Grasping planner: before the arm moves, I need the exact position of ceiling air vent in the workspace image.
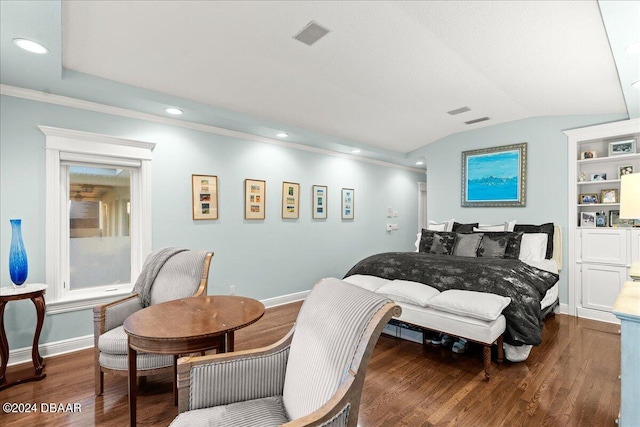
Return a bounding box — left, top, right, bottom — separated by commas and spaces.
447, 106, 470, 115
293, 21, 330, 46
465, 117, 490, 125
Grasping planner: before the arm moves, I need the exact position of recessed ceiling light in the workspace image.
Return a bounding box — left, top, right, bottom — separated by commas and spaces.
625, 41, 640, 55
415, 161, 424, 165
632, 80, 640, 89
13, 38, 48, 54
351, 149, 362, 154
165, 108, 183, 115
276, 132, 289, 138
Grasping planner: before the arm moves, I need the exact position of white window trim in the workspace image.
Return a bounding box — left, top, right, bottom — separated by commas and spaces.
41, 126, 155, 314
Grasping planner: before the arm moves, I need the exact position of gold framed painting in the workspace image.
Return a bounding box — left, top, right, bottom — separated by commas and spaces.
282, 181, 300, 219
192, 174, 218, 220
245, 179, 266, 220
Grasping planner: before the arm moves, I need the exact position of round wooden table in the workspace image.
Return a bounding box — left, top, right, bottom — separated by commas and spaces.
0, 283, 48, 391
123, 295, 265, 426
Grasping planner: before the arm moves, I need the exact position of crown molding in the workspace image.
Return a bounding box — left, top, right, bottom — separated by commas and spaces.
1, 84, 424, 173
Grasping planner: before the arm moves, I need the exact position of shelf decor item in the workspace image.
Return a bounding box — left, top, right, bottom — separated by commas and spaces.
608, 139, 636, 156
580, 212, 596, 228
579, 193, 599, 204
461, 143, 527, 207
590, 173, 606, 181
312, 185, 327, 219
192, 175, 218, 220
281, 181, 300, 219
580, 150, 597, 160
9, 219, 28, 286
618, 165, 634, 179
245, 179, 266, 220
600, 188, 618, 204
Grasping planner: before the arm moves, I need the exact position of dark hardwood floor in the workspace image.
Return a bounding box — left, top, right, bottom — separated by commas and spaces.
0, 302, 620, 426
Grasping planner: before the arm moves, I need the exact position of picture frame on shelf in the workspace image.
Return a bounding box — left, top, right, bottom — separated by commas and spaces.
579, 193, 599, 204
590, 173, 607, 181
618, 165, 634, 178
580, 150, 597, 160
608, 139, 636, 156
192, 174, 218, 220
244, 179, 266, 220
312, 185, 327, 219
341, 188, 354, 220
581, 211, 596, 228
600, 188, 618, 204
281, 181, 300, 219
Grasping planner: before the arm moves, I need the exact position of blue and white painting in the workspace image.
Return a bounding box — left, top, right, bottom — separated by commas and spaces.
462, 143, 526, 207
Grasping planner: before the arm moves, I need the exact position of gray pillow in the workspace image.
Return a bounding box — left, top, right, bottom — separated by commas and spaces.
429, 233, 456, 255
478, 234, 508, 258
453, 233, 483, 257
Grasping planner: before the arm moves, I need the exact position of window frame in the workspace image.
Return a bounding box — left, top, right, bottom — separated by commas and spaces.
41, 126, 154, 314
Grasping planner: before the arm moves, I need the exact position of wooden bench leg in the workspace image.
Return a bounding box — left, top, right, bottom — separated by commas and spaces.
483, 345, 491, 381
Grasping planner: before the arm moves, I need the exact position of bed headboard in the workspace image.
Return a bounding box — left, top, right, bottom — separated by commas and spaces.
552, 225, 562, 271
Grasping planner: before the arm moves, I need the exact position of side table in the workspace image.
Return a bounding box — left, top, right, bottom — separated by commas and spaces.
0, 283, 48, 390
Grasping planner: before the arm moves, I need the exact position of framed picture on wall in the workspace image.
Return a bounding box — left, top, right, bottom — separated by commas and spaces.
312, 185, 327, 219
245, 179, 266, 220
461, 143, 527, 207
341, 188, 354, 220
282, 181, 300, 219
192, 174, 218, 220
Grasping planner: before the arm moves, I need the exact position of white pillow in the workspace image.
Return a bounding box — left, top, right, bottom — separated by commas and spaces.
342, 275, 390, 292
506, 220, 517, 232
474, 223, 508, 232
519, 233, 548, 262
427, 290, 511, 321
428, 219, 454, 232
414, 232, 421, 252
375, 280, 440, 307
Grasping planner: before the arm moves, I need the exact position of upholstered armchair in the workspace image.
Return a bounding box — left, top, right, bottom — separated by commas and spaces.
170, 277, 401, 427
93, 249, 213, 396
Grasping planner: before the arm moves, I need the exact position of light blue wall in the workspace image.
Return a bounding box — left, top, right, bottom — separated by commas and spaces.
0, 94, 424, 349
417, 114, 627, 303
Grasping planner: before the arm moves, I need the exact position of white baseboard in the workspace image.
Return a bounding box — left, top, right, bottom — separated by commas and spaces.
8, 291, 310, 366
8, 335, 94, 367
558, 302, 570, 315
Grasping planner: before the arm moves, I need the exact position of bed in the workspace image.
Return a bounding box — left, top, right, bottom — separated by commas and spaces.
343, 222, 561, 362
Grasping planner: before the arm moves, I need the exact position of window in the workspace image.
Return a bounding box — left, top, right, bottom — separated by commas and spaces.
41, 126, 154, 314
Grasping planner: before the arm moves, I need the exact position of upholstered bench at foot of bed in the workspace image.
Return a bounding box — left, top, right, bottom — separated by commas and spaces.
395, 302, 505, 381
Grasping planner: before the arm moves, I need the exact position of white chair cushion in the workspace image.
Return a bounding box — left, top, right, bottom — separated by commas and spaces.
427, 290, 511, 321
375, 280, 440, 307
342, 274, 390, 292
98, 325, 129, 355
170, 395, 289, 427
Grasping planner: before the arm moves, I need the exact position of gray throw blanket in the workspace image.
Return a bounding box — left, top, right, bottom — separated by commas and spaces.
133, 247, 187, 307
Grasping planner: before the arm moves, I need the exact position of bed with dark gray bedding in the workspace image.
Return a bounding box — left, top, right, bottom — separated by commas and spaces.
344, 252, 559, 346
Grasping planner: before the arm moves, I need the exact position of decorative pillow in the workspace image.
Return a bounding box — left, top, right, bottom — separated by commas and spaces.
518, 233, 548, 262
375, 280, 440, 307
477, 231, 524, 259
427, 290, 511, 321
427, 219, 455, 232
474, 223, 508, 232
342, 275, 390, 292
452, 222, 479, 234
414, 232, 421, 252
418, 229, 433, 253
429, 232, 457, 255
513, 223, 554, 259
506, 220, 517, 232
452, 233, 483, 257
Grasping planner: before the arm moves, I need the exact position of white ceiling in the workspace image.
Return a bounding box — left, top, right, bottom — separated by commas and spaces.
60, 1, 628, 154
1, 1, 637, 168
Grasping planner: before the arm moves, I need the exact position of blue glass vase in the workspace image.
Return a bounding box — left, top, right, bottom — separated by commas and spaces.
9, 219, 28, 286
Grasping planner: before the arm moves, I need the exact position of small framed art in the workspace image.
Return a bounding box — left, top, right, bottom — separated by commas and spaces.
608, 139, 636, 156
600, 188, 618, 204
245, 179, 266, 220
579, 193, 598, 204
590, 173, 606, 181
580, 151, 597, 160
312, 185, 327, 219
618, 165, 634, 178
192, 175, 218, 220
581, 211, 596, 228
341, 188, 354, 219
282, 181, 300, 219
